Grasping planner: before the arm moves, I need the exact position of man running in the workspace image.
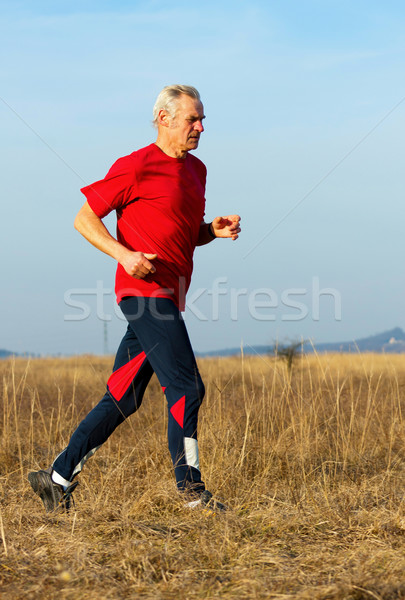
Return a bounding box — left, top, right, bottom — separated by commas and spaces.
28, 84, 241, 513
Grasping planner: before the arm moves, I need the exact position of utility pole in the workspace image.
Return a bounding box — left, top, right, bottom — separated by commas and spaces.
103, 321, 109, 355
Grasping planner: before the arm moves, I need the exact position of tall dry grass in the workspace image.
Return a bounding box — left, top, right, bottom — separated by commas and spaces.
1, 352, 405, 599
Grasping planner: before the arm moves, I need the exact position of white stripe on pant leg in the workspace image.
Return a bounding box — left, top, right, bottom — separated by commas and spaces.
184, 437, 200, 470
53, 445, 101, 481
71, 446, 101, 477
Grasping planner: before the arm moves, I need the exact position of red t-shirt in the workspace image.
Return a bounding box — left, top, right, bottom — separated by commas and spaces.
80, 143, 206, 310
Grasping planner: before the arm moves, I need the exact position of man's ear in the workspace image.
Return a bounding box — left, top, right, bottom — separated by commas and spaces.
158, 109, 170, 128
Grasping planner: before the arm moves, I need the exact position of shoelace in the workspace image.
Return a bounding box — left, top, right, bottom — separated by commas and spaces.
60, 481, 79, 509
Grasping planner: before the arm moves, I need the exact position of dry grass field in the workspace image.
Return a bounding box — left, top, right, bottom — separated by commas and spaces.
1, 352, 405, 599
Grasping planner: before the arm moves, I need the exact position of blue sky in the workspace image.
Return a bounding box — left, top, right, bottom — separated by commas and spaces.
1, 0, 404, 355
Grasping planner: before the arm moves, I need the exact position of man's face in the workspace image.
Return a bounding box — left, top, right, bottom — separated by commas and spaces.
168, 94, 205, 153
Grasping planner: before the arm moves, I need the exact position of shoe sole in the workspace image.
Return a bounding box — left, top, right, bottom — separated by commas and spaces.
28, 471, 61, 513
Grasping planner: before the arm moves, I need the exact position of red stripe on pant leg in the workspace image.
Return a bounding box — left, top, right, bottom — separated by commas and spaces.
170, 395, 185, 428
107, 351, 147, 401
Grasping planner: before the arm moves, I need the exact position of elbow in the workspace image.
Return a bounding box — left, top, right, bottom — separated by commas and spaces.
74, 210, 88, 235
74, 203, 89, 233
73, 213, 82, 232
74, 202, 100, 236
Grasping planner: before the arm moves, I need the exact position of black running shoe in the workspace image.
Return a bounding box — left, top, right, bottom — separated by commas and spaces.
186, 489, 227, 513
28, 468, 78, 513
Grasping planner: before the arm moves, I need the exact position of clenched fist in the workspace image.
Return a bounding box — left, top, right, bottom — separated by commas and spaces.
121, 251, 157, 279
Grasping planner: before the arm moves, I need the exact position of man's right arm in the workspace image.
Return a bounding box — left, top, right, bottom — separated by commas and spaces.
74, 201, 157, 279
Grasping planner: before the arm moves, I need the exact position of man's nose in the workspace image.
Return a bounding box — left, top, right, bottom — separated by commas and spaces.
194, 121, 204, 133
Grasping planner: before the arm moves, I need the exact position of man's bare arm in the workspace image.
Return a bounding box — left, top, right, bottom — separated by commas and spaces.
196, 215, 241, 246
74, 201, 157, 279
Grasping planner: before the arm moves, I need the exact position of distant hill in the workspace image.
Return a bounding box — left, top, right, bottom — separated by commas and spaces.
0, 349, 39, 359
196, 327, 405, 357
303, 327, 405, 354
0, 349, 17, 358
3, 328, 405, 359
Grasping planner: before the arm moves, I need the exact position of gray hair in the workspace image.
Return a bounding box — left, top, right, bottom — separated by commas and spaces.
152, 84, 201, 127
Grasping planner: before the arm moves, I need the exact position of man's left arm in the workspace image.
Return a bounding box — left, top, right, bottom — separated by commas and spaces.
197, 215, 241, 246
